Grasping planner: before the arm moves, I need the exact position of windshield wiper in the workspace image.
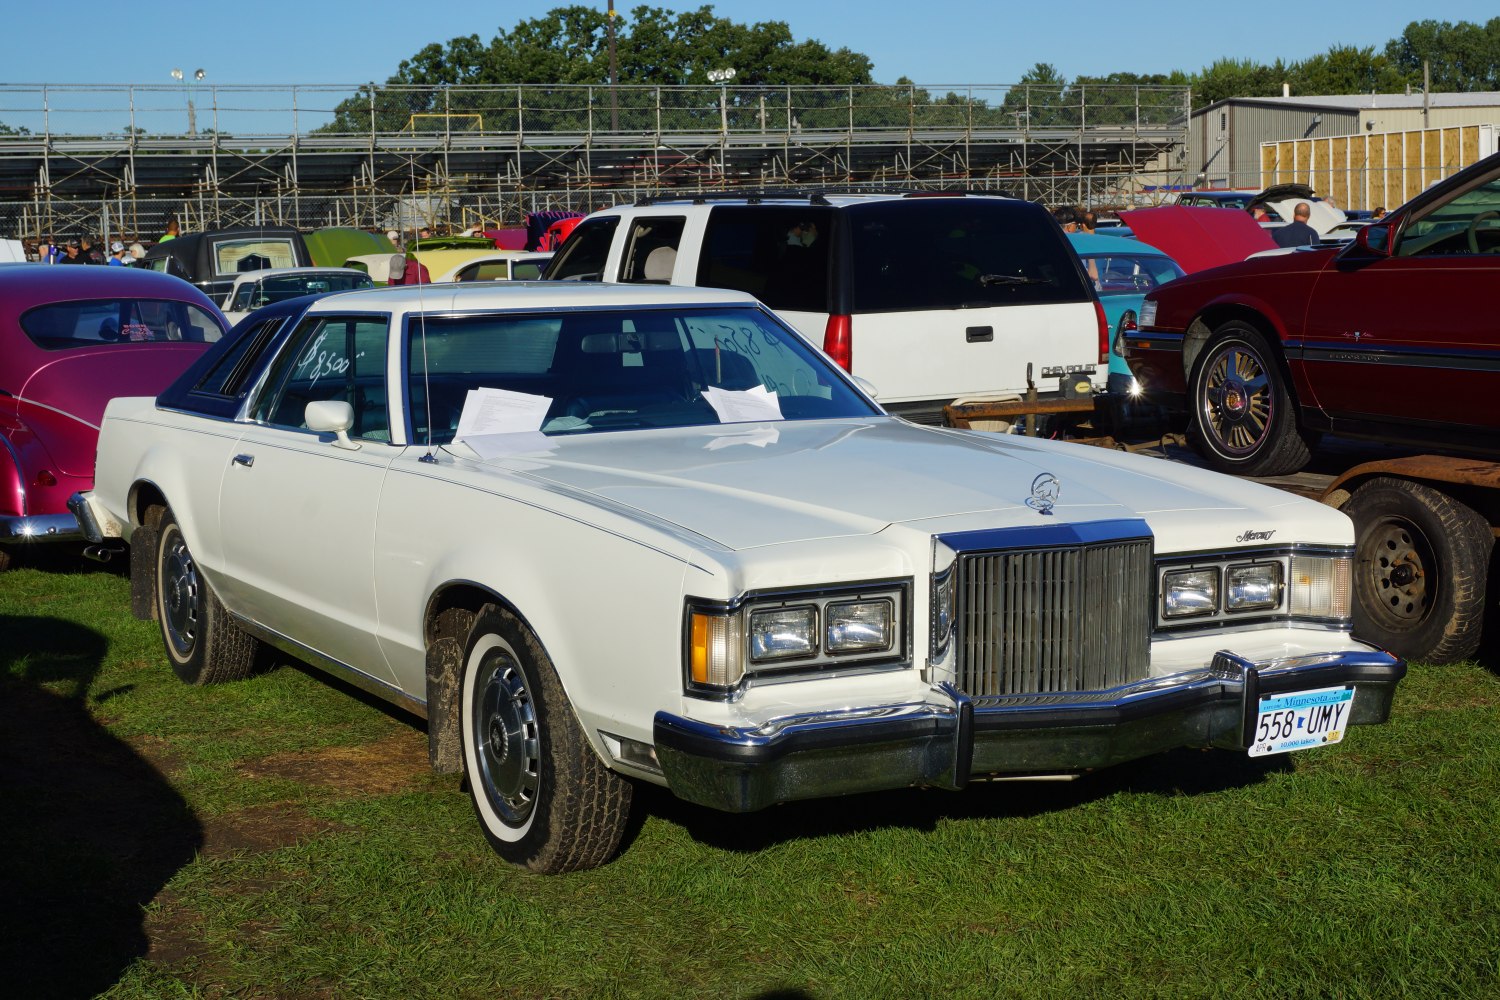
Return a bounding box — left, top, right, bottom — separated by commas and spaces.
980, 273, 1050, 286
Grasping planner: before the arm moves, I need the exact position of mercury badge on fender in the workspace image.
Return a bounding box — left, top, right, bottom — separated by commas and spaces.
72, 281, 1405, 873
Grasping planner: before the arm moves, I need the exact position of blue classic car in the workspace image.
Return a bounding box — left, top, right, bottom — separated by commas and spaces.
1067, 232, 1184, 395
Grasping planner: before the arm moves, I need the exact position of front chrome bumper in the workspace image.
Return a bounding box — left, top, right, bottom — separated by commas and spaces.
653, 648, 1406, 813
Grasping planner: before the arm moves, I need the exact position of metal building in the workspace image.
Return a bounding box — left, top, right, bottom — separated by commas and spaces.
1187, 92, 1500, 195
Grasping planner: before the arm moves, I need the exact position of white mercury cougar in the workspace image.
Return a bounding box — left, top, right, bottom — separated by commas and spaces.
71, 281, 1405, 873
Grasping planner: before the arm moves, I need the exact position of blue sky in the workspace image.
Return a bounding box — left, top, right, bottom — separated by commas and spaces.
7, 0, 1497, 87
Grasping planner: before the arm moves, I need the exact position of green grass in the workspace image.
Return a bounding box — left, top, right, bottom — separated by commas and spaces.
3, 563, 1498, 999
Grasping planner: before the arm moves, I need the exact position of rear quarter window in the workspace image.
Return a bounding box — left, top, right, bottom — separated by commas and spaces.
847, 199, 1089, 312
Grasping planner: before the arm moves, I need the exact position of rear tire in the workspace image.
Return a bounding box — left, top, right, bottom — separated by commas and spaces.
155, 509, 260, 685
1344, 478, 1492, 664
1187, 321, 1312, 476
460, 604, 632, 873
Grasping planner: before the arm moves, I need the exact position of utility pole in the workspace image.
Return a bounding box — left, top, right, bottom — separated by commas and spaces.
608, 0, 619, 133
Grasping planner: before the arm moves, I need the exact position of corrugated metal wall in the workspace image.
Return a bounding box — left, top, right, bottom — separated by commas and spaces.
1189, 104, 1356, 188
1261, 124, 1498, 210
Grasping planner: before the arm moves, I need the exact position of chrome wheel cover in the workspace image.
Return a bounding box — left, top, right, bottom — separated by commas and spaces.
472, 648, 541, 827
161, 529, 201, 659
1199, 341, 1274, 458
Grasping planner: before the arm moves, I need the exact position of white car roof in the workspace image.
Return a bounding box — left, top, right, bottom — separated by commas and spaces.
304, 280, 762, 314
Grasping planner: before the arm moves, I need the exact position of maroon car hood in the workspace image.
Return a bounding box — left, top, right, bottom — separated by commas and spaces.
1121, 206, 1277, 274
17, 343, 210, 476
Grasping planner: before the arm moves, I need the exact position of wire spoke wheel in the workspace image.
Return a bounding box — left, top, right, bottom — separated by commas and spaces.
1201, 343, 1274, 458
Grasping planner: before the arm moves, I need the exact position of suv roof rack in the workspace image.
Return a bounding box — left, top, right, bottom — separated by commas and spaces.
630, 186, 1017, 207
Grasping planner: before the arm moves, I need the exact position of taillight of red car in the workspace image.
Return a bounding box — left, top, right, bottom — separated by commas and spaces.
823, 314, 852, 371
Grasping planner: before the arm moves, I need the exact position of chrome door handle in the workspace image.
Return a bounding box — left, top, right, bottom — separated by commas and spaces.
233, 454, 255, 468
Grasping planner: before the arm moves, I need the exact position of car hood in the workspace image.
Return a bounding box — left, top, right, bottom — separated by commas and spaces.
485, 418, 1326, 552
1120, 206, 1277, 273
18, 344, 210, 475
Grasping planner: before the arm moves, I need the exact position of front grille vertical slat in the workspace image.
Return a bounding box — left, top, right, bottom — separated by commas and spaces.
954, 538, 1151, 698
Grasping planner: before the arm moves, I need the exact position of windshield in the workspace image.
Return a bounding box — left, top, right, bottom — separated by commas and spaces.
21, 298, 225, 349
407, 305, 876, 442
1082, 254, 1185, 295
232, 272, 373, 311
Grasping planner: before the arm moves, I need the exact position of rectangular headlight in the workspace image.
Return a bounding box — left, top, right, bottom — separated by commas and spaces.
1290, 555, 1352, 619
1140, 299, 1158, 328
1226, 562, 1282, 612
1163, 567, 1219, 618
749, 606, 818, 662
826, 600, 893, 654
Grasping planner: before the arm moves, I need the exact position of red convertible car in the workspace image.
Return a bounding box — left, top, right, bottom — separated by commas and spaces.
0, 266, 227, 569
1130, 150, 1500, 478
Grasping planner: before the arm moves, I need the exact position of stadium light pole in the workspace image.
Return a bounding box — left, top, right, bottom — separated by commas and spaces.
171, 67, 206, 135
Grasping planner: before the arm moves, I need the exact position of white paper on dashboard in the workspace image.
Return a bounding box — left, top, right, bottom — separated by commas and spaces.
455, 387, 553, 439
701, 384, 783, 423
462, 431, 553, 460
704, 426, 780, 450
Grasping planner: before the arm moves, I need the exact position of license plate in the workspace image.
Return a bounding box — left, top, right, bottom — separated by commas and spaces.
1248, 685, 1355, 757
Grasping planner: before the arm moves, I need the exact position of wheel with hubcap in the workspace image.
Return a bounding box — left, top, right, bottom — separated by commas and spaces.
1187, 321, 1312, 476
1344, 477, 1492, 664
459, 603, 632, 872
154, 508, 260, 685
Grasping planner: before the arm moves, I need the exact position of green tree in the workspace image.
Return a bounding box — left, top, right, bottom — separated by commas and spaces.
1291, 45, 1410, 96
1385, 18, 1500, 91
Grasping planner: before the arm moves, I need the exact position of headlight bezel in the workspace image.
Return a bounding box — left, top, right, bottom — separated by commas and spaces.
1154, 546, 1351, 631
685, 580, 911, 698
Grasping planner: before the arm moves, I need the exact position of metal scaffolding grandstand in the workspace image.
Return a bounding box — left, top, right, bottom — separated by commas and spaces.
0, 82, 1191, 240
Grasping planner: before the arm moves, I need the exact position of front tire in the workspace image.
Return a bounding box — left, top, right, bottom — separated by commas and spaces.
154, 508, 260, 685
1188, 321, 1311, 476
459, 604, 632, 873
1344, 478, 1492, 664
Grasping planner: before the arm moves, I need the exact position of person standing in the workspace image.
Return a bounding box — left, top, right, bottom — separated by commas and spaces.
58, 239, 86, 264
79, 234, 104, 264
107, 241, 130, 266
1272, 202, 1320, 248
160, 218, 180, 242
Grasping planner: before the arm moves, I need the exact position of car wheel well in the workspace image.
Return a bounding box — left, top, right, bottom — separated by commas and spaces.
1183, 307, 1281, 384
423, 583, 530, 776
130, 482, 168, 530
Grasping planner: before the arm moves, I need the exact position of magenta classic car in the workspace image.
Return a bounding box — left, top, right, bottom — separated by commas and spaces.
0, 265, 227, 568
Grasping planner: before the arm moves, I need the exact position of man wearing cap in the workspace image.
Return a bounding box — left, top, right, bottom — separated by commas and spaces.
107, 241, 130, 266
58, 239, 86, 264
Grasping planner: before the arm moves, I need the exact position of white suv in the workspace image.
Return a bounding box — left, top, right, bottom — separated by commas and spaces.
545, 192, 1107, 423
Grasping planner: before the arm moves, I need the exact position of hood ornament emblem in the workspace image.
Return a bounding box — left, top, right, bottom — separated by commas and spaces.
1026, 473, 1061, 516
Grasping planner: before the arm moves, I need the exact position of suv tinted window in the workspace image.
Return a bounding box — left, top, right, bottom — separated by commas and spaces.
546, 217, 620, 280
697, 206, 833, 313
848, 200, 1089, 311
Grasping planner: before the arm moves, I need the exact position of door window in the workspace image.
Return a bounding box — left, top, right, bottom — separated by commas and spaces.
544, 217, 620, 280
618, 217, 686, 283
253, 315, 391, 441
1397, 173, 1500, 257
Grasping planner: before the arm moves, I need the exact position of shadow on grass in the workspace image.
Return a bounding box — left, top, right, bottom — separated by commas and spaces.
0, 613, 203, 1000
638, 747, 1292, 856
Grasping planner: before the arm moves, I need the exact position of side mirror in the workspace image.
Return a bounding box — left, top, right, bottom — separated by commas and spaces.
305, 400, 361, 451
1353, 222, 1393, 257
853, 376, 880, 400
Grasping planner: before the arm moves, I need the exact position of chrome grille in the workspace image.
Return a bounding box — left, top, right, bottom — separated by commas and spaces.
955, 537, 1152, 697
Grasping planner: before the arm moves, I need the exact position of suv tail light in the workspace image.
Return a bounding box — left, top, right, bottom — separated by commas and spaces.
1093, 299, 1109, 366
1112, 309, 1138, 358
824, 314, 852, 371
